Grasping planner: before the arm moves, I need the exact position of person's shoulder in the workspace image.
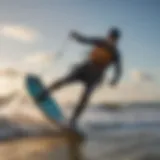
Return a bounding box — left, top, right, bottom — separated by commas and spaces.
93, 37, 105, 42
93, 36, 105, 40
91, 37, 106, 45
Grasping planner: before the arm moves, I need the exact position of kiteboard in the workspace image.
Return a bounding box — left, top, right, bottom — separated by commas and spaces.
25, 74, 65, 124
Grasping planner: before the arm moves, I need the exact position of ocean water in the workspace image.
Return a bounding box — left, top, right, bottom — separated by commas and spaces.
0, 95, 160, 160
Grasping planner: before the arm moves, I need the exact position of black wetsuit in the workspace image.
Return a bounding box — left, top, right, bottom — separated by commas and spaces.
47, 33, 122, 127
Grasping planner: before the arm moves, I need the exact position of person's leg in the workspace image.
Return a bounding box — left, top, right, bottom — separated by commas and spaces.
37, 74, 77, 101
70, 84, 95, 128
48, 76, 73, 92
48, 64, 85, 92
47, 63, 89, 93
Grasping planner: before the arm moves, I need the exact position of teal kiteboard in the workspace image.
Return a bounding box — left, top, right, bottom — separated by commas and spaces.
25, 74, 65, 124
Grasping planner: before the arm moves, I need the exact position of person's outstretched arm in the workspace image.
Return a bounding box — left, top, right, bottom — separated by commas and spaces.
70, 31, 105, 46
110, 53, 122, 86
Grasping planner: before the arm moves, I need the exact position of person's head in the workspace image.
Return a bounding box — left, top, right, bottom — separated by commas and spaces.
106, 27, 121, 46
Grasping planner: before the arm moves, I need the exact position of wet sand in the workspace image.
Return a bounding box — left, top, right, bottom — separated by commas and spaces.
0, 136, 70, 160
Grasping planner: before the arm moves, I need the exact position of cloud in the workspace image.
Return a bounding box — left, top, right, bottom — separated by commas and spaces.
0, 68, 21, 79
0, 25, 39, 42
89, 81, 160, 103
130, 70, 153, 83
0, 68, 24, 96
25, 52, 55, 65
22, 52, 56, 74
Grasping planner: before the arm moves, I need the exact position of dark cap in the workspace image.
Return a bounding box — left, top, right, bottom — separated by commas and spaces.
108, 27, 121, 39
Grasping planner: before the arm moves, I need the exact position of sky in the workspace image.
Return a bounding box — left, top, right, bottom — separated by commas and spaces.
0, 0, 160, 103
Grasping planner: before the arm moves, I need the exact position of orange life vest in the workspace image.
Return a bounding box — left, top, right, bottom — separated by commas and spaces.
89, 46, 113, 66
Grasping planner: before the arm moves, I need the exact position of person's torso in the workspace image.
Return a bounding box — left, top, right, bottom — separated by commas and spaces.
88, 42, 117, 68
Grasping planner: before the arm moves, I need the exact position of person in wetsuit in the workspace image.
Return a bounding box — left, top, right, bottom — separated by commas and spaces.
39, 27, 122, 128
